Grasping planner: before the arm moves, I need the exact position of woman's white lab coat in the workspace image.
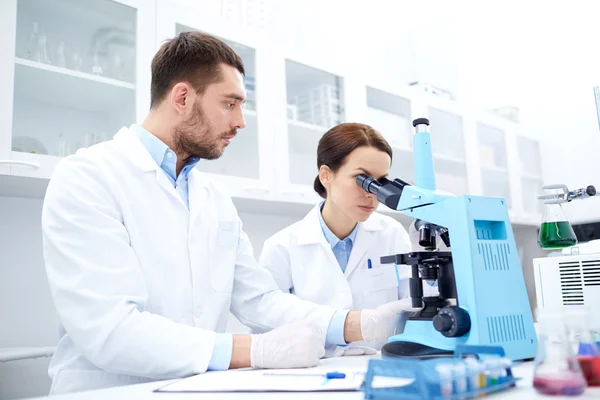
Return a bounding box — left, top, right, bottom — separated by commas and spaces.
258, 205, 413, 350
41, 127, 338, 394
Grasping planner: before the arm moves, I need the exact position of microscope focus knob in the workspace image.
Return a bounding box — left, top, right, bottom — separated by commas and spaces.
433, 306, 471, 337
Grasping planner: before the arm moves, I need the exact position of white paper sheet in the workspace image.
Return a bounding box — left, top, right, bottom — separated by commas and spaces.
156, 368, 414, 393
156, 369, 364, 392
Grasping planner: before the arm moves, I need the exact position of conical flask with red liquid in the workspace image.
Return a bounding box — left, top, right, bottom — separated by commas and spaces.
566, 307, 600, 387
533, 308, 587, 396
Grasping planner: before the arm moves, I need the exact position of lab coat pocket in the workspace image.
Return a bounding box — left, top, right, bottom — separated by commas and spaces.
217, 220, 240, 246
210, 221, 239, 292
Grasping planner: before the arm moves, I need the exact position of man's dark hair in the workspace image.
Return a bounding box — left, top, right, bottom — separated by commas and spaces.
150, 31, 245, 108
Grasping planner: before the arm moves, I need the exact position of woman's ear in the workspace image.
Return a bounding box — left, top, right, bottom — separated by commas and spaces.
319, 165, 332, 191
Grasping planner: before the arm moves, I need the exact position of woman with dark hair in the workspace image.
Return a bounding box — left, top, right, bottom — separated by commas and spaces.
258, 123, 416, 356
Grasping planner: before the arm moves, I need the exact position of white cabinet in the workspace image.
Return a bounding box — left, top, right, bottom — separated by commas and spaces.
366, 87, 415, 184
477, 122, 511, 207
0, 0, 546, 225
517, 135, 544, 218
279, 61, 345, 202
427, 106, 469, 195
0, 0, 154, 187
155, 0, 275, 200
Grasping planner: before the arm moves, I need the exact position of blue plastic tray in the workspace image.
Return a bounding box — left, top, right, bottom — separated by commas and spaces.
363, 345, 519, 400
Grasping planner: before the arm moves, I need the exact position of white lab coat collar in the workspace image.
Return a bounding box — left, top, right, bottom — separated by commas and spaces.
297, 204, 385, 245
112, 126, 210, 189
113, 127, 161, 173
297, 204, 385, 277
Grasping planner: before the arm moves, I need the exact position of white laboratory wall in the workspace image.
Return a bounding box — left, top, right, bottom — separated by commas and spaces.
0, 196, 55, 348
277, 0, 600, 223
0, 196, 53, 400
513, 225, 545, 312
0, 357, 52, 400
272, 1, 464, 101
452, 0, 600, 224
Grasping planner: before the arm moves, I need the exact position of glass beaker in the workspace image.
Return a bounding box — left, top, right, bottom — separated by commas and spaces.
111, 52, 123, 80
538, 189, 577, 249
55, 41, 67, 68
34, 32, 51, 64
566, 307, 600, 387
24, 21, 40, 59
71, 52, 83, 71
592, 312, 600, 348
533, 308, 587, 396
91, 52, 104, 76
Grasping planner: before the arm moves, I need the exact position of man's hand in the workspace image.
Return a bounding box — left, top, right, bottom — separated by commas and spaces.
250, 322, 325, 369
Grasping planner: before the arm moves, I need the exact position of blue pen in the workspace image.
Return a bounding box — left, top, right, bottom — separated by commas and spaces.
367, 259, 372, 269
264, 371, 346, 379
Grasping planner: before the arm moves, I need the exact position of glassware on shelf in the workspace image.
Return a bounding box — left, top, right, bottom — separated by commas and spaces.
532, 308, 587, 396
55, 41, 67, 68
83, 133, 104, 147
34, 32, 51, 64
287, 104, 298, 121
84, 133, 92, 147
58, 133, 70, 157
111, 52, 123, 80
12, 136, 48, 154
24, 21, 40, 60
244, 76, 256, 111
70, 52, 83, 71
91, 53, 104, 76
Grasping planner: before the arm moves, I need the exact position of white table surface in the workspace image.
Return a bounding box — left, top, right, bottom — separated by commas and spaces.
31, 354, 600, 400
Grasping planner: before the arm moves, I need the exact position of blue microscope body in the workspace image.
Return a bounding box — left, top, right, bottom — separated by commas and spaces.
358, 118, 537, 361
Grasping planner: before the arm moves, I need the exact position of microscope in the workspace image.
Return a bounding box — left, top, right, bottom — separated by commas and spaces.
356, 118, 537, 361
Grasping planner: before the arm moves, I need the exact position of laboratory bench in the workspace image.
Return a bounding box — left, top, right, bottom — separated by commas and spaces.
30, 353, 600, 400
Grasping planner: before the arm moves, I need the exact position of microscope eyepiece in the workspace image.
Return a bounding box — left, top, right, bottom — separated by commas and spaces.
356, 173, 409, 210
356, 174, 381, 195
412, 118, 430, 127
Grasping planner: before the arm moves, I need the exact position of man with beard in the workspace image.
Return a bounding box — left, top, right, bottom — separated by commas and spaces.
41, 31, 414, 395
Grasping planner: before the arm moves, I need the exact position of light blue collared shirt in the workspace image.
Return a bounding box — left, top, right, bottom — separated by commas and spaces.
134, 127, 348, 368
132, 124, 200, 209
317, 203, 359, 273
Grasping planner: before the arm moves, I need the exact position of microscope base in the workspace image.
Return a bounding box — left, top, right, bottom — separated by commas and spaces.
383, 320, 466, 359
381, 341, 454, 359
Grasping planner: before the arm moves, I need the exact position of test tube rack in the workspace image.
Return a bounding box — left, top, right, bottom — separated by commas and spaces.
363, 345, 519, 400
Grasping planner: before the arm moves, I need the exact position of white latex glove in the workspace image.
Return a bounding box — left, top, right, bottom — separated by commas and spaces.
341, 346, 378, 357
360, 298, 417, 343
250, 321, 325, 369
